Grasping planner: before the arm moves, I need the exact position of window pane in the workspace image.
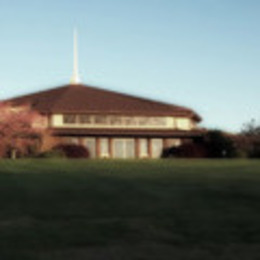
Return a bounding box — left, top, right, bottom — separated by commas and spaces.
100, 138, 109, 158
125, 117, 137, 126
85, 138, 96, 158
140, 139, 148, 157
151, 139, 163, 158
110, 116, 122, 125
138, 117, 149, 126
151, 117, 167, 126
94, 116, 107, 124
62, 114, 169, 127
113, 139, 124, 158
125, 139, 135, 158
113, 139, 135, 158
176, 118, 190, 130
63, 114, 77, 124
79, 115, 92, 124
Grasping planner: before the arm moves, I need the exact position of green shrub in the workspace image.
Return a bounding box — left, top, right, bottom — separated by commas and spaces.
206, 130, 237, 158
249, 141, 260, 158
162, 143, 208, 158
53, 144, 90, 158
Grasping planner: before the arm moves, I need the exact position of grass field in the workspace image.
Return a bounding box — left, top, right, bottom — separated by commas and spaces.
0, 159, 259, 260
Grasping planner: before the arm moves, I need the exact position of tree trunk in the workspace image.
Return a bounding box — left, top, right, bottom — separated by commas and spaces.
11, 149, 17, 160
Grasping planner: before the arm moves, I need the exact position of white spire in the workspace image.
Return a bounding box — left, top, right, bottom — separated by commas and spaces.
70, 28, 81, 84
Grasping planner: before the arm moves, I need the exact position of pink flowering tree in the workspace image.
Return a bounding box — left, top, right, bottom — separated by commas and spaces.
0, 102, 44, 159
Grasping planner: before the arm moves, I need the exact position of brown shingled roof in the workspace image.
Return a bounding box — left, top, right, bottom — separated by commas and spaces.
6, 84, 201, 121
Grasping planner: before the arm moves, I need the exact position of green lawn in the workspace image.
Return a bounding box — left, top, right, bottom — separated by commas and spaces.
0, 159, 259, 260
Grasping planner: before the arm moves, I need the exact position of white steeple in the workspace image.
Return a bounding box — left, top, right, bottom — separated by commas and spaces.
70, 28, 81, 84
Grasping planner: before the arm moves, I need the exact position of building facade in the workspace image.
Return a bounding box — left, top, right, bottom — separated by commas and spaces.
7, 83, 204, 158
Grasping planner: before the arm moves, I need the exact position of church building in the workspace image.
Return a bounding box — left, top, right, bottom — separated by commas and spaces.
4, 32, 204, 159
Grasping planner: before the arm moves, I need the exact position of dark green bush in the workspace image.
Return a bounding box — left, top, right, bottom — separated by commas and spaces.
206, 130, 237, 158
162, 143, 208, 158
53, 144, 90, 158
249, 141, 260, 158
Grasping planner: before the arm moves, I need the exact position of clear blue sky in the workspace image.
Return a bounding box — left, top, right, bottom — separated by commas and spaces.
0, 0, 259, 132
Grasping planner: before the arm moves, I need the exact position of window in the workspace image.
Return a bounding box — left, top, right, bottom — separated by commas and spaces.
94, 116, 107, 124
85, 138, 96, 158
110, 116, 122, 125
151, 117, 167, 126
113, 139, 135, 158
176, 118, 191, 130
62, 114, 170, 128
137, 117, 167, 127
138, 117, 150, 126
100, 138, 109, 158
125, 117, 137, 126
63, 114, 77, 124
79, 115, 92, 124
151, 139, 163, 158
125, 139, 135, 158
113, 139, 124, 158
139, 139, 148, 158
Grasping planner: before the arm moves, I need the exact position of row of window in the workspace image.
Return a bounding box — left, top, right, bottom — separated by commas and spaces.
63, 114, 168, 127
